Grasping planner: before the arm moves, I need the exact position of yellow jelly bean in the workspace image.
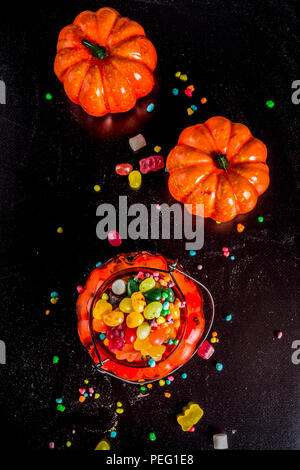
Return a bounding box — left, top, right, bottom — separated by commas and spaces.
177, 402, 204, 431
128, 170, 142, 190
131, 292, 146, 313
126, 312, 144, 328
137, 322, 151, 339
143, 302, 162, 320
103, 309, 124, 327
139, 277, 155, 293
95, 439, 111, 450
119, 298, 133, 313
93, 300, 112, 319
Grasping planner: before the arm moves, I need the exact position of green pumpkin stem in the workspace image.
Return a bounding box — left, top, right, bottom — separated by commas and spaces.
215, 153, 230, 171
82, 40, 107, 60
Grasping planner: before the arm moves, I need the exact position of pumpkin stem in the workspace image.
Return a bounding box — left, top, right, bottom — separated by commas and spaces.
82, 40, 107, 60
215, 153, 230, 171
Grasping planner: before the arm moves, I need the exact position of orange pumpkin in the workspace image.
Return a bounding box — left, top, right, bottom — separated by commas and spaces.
54, 7, 157, 116
166, 116, 270, 223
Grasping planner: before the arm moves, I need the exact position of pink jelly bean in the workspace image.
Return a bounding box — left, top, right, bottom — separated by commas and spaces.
197, 340, 215, 359
108, 230, 122, 247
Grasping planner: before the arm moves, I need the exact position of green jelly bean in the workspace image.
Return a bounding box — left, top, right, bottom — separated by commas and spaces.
127, 279, 139, 297
163, 288, 175, 303
139, 277, 156, 293
143, 301, 163, 320
144, 288, 162, 302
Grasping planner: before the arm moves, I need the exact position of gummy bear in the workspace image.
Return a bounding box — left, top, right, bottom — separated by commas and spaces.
139, 156, 164, 174
133, 337, 166, 361
177, 402, 204, 431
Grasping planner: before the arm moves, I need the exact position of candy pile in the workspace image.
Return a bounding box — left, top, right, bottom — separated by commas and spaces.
92, 272, 184, 366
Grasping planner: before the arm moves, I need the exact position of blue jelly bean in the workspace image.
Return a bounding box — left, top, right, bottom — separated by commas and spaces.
147, 103, 155, 112
225, 314, 232, 322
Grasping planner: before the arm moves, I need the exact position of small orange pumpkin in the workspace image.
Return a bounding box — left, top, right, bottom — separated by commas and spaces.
54, 7, 157, 116
166, 116, 270, 223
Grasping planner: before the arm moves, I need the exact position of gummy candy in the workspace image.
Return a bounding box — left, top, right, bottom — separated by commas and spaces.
139, 155, 164, 174
128, 170, 142, 189
177, 402, 204, 431
95, 439, 111, 450
115, 163, 133, 175
119, 298, 133, 313
124, 327, 137, 344
103, 309, 124, 327
133, 337, 166, 361
197, 340, 215, 359
127, 279, 139, 296
108, 230, 122, 247
93, 300, 113, 319
129, 134, 146, 152
144, 288, 162, 302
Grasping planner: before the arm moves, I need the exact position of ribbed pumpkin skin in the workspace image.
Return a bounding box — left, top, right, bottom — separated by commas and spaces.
166, 116, 270, 223
54, 7, 157, 116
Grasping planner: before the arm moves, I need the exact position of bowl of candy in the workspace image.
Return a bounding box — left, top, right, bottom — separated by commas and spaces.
76, 251, 214, 384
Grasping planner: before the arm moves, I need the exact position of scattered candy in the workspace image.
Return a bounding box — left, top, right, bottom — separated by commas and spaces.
49, 442, 55, 449
139, 155, 164, 174
52, 356, 59, 364
45, 309, 50, 315
266, 100, 275, 108
56, 226, 63, 234
189, 426, 195, 432
110, 431, 117, 438
276, 331, 283, 339
159, 379, 165, 387
115, 163, 133, 176
76, 285, 83, 293
197, 340, 215, 359
66, 441, 72, 447
147, 103, 155, 113
172, 88, 179, 95
129, 170, 142, 189
129, 134, 146, 152
181, 372, 187, 379
154, 146, 161, 153
95, 439, 111, 450
180, 74, 188, 81
45, 93, 52, 100
201, 97, 207, 104
216, 362, 223, 371
225, 314, 232, 322
191, 104, 197, 111
258, 216, 264, 223
94, 184, 101, 192
237, 223, 245, 233
187, 107, 194, 116
197, 264, 203, 270
177, 402, 204, 431
107, 230, 122, 247
175, 71, 181, 78
149, 432, 156, 441
164, 392, 171, 398
189, 250, 196, 256
213, 433, 228, 450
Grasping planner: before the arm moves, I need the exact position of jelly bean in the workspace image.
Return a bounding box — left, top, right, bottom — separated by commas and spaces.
156, 316, 165, 324
103, 309, 124, 327
93, 300, 113, 319
137, 322, 151, 340
128, 170, 142, 189
149, 329, 166, 346
131, 292, 146, 312
108, 230, 122, 247
126, 311, 144, 328
162, 288, 175, 303
125, 327, 137, 344
139, 277, 155, 293
119, 297, 133, 313
144, 288, 162, 302
111, 279, 126, 295
143, 301, 163, 320
115, 163, 133, 176
139, 156, 164, 174
162, 301, 170, 310
127, 279, 139, 296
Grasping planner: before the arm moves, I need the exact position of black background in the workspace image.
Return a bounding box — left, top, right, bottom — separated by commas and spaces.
0, 0, 299, 451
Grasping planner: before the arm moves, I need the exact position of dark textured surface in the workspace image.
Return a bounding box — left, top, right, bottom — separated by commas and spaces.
0, 0, 299, 451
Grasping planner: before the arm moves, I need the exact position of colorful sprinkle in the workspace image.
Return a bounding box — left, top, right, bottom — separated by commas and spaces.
172, 88, 179, 96
110, 431, 117, 438
225, 314, 232, 322
181, 372, 188, 379
266, 100, 275, 108
147, 103, 155, 113
94, 184, 101, 192
189, 250, 196, 256
216, 362, 223, 371
45, 93, 52, 100
258, 216, 264, 223
149, 432, 156, 441
52, 356, 59, 364
237, 223, 245, 232
201, 97, 207, 104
